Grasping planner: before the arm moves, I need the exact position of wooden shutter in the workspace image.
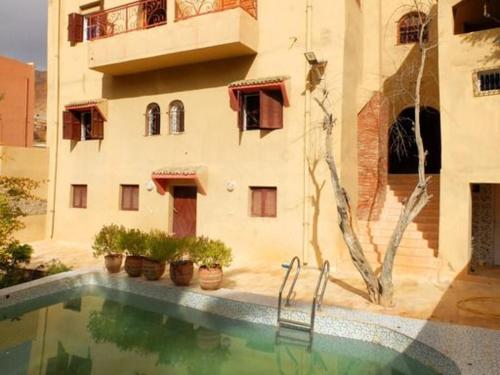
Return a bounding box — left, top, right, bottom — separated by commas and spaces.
121, 185, 139, 211
237, 92, 244, 130
262, 188, 277, 217
90, 108, 104, 140
62, 111, 81, 141
68, 13, 84, 44
259, 90, 283, 129
72, 185, 87, 208
251, 188, 263, 216
251, 187, 277, 217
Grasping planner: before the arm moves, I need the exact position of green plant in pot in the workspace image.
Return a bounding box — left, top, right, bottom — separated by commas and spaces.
119, 228, 146, 277
169, 236, 197, 287
92, 224, 126, 273
194, 237, 232, 290
143, 230, 176, 281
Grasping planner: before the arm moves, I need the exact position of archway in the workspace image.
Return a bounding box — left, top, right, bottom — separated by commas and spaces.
388, 107, 441, 174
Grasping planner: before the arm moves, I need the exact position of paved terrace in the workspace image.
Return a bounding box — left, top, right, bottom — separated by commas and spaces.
29, 240, 500, 331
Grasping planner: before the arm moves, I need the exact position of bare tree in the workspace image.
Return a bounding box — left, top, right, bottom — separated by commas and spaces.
314, 1, 433, 306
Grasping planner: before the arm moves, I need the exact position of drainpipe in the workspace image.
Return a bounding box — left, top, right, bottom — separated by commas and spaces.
50, 0, 62, 238
302, 0, 313, 266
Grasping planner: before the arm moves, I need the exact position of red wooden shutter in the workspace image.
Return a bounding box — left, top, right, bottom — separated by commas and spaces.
259, 90, 283, 130
237, 92, 244, 130
251, 188, 262, 216
90, 108, 104, 139
263, 188, 277, 217
72, 185, 87, 208
63, 111, 81, 141
68, 13, 84, 44
121, 185, 139, 211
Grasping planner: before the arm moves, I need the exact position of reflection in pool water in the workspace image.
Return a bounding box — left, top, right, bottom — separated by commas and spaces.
0, 287, 437, 374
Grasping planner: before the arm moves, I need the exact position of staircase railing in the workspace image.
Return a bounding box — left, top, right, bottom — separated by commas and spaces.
310, 260, 329, 332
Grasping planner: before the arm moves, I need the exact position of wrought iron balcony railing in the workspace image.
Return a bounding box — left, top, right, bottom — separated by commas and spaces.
175, 0, 257, 21
85, 0, 167, 41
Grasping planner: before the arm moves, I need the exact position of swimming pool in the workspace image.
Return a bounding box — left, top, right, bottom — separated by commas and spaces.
0, 285, 437, 374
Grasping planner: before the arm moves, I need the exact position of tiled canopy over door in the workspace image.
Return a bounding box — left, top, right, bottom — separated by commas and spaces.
173, 186, 197, 237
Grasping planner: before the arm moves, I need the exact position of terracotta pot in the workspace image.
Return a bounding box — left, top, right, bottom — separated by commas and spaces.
124, 255, 143, 277
143, 258, 166, 281
196, 327, 221, 351
199, 266, 223, 290
169, 260, 194, 286
104, 254, 123, 274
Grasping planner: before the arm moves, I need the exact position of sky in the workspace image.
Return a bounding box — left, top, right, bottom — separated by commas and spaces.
0, 0, 48, 70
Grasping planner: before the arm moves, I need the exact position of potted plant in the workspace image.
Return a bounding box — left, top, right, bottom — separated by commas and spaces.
92, 224, 125, 273
119, 228, 146, 277
143, 230, 175, 281
169, 237, 196, 286
195, 238, 233, 290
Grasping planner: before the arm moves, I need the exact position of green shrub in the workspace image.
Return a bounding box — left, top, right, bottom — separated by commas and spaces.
43, 259, 72, 275
193, 237, 232, 269
118, 228, 147, 256
0, 241, 33, 271
144, 230, 177, 263
92, 224, 126, 257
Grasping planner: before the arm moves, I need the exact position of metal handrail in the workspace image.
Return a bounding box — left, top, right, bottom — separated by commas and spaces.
277, 256, 301, 323
310, 260, 330, 331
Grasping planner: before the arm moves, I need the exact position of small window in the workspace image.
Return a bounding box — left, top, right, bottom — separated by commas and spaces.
398, 12, 428, 44
250, 187, 277, 217
72, 185, 87, 209
121, 185, 139, 211
146, 103, 161, 136
169, 100, 185, 134
474, 68, 500, 96
63, 107, 104, 141
238, 90, 283, 131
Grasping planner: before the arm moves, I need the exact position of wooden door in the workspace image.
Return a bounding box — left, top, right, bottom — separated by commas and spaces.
173, 186, 197, 237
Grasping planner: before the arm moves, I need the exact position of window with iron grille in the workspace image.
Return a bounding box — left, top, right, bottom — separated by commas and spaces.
250, 187, 277, 217
71, 185, 87, 209
146, 103, 161, 136
169, 100, 185, 134
476, 69, 500, 94
121, 185, 139, 211
398, 12, 428, 44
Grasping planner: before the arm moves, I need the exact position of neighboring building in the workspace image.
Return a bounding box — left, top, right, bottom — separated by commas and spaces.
0, 56, 49, 242
0, 56, 35, 147
46, 0, 500, 278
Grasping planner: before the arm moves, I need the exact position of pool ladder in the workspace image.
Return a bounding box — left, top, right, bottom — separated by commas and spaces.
276, 257, 330, 341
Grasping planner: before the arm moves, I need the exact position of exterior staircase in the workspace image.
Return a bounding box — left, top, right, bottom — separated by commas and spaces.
357, 174, 440, 276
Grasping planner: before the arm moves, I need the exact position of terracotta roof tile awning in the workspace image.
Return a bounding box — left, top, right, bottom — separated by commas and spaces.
152, 166, 208, 195
65, 99, 108, 119
228, 76, 290, 111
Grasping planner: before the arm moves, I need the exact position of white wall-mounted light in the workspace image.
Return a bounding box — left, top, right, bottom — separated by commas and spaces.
226, 181, 237, 192
145, 180, 155, 192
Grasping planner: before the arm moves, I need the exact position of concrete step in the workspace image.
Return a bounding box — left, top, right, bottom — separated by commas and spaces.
360, 244, 436, 257
365, 252, 439, 268
358, 227, 438, 240
358, 235, 437, 249
358, 220, 438, 232
378, 207, 439, 216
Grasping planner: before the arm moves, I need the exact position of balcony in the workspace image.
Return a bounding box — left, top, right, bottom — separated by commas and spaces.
87, 0, 259, 75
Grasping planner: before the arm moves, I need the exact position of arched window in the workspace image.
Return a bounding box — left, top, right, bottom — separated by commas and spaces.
146, 103, 161, 136
169, 100, 184, 134
398, 12, 428, 44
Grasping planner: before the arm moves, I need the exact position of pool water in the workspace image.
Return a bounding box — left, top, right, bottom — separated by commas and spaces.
0, 287, 437, 374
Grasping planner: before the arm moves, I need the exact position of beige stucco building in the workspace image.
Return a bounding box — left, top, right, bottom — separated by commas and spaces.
46, 0, 500, 278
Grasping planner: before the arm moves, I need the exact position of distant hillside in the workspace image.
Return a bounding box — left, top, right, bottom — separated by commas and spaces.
35, 70, 47, 120
34, 70, 47, 144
